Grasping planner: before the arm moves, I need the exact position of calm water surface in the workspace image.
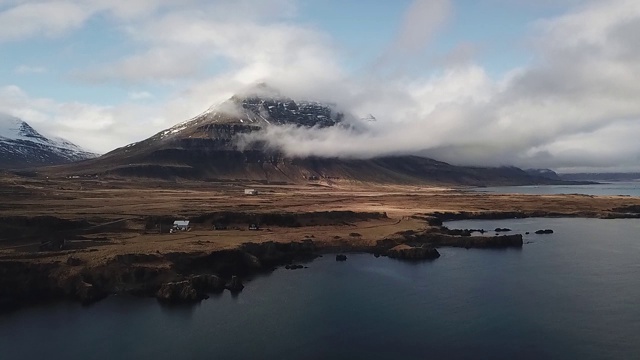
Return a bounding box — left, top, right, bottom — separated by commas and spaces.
1, 218, 639, 360
473, 181, 640, 196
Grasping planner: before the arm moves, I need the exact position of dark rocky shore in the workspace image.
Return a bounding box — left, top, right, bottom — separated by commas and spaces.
429, 209, 640, 220
0, 222, 523, 311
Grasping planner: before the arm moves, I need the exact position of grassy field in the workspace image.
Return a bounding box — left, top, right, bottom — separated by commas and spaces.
1, 173, 639, 267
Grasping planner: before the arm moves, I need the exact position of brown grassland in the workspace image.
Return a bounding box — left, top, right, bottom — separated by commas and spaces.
2, 173, 639, 266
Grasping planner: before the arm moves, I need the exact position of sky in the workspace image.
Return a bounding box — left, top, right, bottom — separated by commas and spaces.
1, 0, 640, 172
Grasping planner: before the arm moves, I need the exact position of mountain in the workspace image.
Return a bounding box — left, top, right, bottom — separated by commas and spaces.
525, 168, 562, 181
560, 173, 640, 182
50, 85, 566, 186
0, 113, 98, 169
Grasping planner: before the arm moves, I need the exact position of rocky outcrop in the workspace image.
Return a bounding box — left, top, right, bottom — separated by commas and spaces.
225, 276, 244, 292
191, 274, 225, 293
284, 264, 304, 270
431, 211, 562, 221
535, 229, 554, 234
156, 280, 199, 303
155, 274, 225, 303
241, 240, 317, 268
612, 205, 640, 214
387, 245, 440, 261
389, 229, 524, 249
75, 280, 107, 305
430, 209, 640, 221
430, 234, 523, 248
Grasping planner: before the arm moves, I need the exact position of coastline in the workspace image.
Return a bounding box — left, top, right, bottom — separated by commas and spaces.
0, 222, 523, 311
1, 177, 640, 312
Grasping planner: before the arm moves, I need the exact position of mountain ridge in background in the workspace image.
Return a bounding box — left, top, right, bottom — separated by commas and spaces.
560, 173, 640, 182
0, 113, 98, 169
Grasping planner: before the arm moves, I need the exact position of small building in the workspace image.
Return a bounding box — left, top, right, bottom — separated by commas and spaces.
249, 223, 260, 231
172, 220, 190, 231
244, 189, 258, 195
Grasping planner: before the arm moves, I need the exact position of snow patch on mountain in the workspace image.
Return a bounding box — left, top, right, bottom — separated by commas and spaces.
0, 113, 99, 168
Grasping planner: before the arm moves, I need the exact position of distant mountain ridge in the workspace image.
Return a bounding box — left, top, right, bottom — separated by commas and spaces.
0, 113, 98, 169
526, 169, 562, 181
47, 85, 573, 186
560, 173, 640, 182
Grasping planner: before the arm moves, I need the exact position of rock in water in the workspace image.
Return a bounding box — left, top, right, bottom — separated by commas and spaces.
225, 275, 244, 292
535, 229, 554, 234
335, 254, 347, 261
386, 245, 440, 261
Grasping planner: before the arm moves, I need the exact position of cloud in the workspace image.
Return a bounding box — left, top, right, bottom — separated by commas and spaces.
0, 2, 89, 41
77, 47, 206, 83
237, 0, 640, 173
70, 0, 330, 88
14, 65, 47, 74
128, 91, 154, 100
0, 85, 163, 153
390, 0, 453, 54
0, 0, 194, 42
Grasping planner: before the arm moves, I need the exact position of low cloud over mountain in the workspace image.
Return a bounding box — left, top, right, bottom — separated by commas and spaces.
1, 0, 639, 172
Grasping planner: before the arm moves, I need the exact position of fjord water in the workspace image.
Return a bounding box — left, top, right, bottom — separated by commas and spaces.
473, 181, 640, 196
2, 218, 640, 360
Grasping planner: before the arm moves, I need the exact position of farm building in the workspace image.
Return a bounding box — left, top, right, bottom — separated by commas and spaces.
172, 220, 190, 231
244, 189, 258, 195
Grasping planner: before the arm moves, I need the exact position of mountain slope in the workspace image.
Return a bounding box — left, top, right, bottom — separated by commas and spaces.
50, 87, 563, 186
0, 114, 98, 169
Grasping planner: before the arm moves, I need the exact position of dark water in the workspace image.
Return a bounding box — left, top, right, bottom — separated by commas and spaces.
1, 218, 640, 360
473, 181, 640, 196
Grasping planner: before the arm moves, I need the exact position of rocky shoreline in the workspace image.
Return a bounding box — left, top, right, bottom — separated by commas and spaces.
428, 209, 640, 220
0, 222, 524, 311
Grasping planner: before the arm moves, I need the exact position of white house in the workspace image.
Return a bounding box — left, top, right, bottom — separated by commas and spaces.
244, 189, 258, 195
172, 220, 190, 231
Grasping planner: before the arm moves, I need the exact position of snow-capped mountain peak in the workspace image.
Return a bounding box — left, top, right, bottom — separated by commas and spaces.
0, 114, 39, 140
0, 113, 99, 169
145, 85, 352, 144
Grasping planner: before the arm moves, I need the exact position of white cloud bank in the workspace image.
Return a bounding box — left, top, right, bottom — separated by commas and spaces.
1, 0, 640, 172
239, 0, 640, 172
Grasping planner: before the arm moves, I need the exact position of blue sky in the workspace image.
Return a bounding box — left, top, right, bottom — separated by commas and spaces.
0, 0, 565, 105
1, 0, 640, 172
